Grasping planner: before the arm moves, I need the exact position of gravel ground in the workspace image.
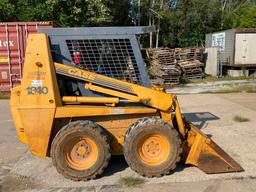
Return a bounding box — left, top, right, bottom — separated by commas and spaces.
1, 93, 256, 191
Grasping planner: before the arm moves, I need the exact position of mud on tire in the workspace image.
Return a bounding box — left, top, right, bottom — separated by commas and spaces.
124, 117, 182, 177
51, 120, 111, 181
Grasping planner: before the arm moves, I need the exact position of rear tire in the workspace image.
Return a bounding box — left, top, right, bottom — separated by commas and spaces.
124, 117, 182, 177
51, 120, 110, 181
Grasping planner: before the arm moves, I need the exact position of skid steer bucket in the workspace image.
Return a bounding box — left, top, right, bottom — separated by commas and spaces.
184, 120, 244, 174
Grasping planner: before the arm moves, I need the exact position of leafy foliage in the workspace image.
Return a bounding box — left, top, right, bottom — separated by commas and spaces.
0, 0, 256, 47
0, 0, 15, 21
223, 3, 256, 29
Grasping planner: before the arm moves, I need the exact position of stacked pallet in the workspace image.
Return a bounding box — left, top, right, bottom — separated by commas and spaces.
178, 60, 204, 79
147, 47, 205, 85
147, 48, 181, 85
175, 48, 204, 80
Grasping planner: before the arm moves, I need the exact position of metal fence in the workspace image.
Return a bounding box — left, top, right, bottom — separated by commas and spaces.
66, 38, 141, 84
38, 26, 155, 87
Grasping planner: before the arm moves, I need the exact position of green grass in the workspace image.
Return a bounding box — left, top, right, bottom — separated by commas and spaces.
179, 77, 191, 84
165, 76, 256, 88
118, 177, 145, 188
233, 115, 250, 122
201, 86, 256, 94
0, 92, 10, 99
190, 76, 256, 84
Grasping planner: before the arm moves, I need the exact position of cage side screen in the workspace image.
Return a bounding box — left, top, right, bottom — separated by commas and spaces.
66, 39, 142, 85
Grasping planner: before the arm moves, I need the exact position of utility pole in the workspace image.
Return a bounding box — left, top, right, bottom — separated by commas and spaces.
138, 0, 141, 26
149, 0, 155, 48
155, 0, 163, 48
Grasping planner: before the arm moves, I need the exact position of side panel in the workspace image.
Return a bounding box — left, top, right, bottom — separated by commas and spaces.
9, 86, 28, 144
19, 108, 56, 156
235, 33, 256, 65
205, 29, 235, 65
16, 33, 61, 157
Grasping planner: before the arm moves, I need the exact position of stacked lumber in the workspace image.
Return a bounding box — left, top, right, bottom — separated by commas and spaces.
147, 47, 205, 85
175, 48, 204, 80
147, 48, 181, 85
178, 60, 204, 79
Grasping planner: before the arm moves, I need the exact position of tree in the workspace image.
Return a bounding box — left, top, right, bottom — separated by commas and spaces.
46, 0, 93, 27
222, 2, 256, 29
158, 0, 222, 47
0, 0, 15, 21
85, 0, 112, 26
1, 0, 256, 48
13, 0, 52, 21
0, 0, 115, 27
106, 0, 131, 26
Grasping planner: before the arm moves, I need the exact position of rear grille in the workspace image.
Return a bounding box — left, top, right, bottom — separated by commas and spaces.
66, 39, 142, 84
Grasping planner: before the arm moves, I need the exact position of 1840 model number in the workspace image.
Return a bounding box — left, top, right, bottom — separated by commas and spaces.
27, 86, 48, 95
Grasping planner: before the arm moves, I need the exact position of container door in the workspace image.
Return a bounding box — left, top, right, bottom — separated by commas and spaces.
0, 22, 54, 91
0, 24, 25, 91
235, 33, 256, 65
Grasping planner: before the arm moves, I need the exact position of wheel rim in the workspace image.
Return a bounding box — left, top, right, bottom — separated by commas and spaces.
137, 134, 170, 166
64, 136, 99, 170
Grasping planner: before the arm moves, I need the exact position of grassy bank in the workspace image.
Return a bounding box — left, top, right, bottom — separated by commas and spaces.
0, 92, 10, 99
190, 76, 256, 84
202, 86, 256, 94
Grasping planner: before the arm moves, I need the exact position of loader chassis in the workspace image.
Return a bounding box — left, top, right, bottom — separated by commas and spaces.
10, 33, 243, 181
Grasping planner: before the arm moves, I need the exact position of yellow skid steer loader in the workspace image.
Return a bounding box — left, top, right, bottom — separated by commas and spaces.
10, 31, 243, 181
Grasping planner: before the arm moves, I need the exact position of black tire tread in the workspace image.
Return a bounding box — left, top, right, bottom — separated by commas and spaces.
51, 120, 111, 181
124, 117, 182, 177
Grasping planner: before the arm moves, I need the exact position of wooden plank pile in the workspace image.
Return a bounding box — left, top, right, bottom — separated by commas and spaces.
147, 48, 204, 85
147, 48, 182, 85
175, 48, 204, 80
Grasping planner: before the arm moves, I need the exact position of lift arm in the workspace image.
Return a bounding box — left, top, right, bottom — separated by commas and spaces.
54, 63, 174, 111
55, 62, 186, 136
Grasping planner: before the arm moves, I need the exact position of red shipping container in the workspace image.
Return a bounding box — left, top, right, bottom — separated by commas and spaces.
0, 21, 54, 92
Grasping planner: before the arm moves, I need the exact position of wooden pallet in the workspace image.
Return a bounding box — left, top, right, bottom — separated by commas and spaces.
148, 47, 205, 84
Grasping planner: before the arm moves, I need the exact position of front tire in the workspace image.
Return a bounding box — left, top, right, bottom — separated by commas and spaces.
124, 118, 182, 177
51, 120, 110, 181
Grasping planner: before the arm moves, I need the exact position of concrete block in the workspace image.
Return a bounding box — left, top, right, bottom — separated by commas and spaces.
227, 69, 249, 77
205, 47, 218, 76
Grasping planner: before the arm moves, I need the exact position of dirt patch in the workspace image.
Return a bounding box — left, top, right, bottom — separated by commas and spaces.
0, 174, 42, 192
